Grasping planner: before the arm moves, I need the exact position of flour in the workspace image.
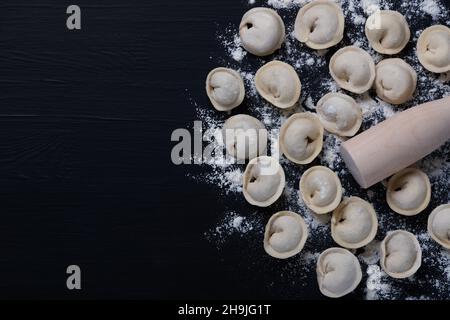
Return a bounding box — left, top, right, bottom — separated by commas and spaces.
192, 0, 450, 300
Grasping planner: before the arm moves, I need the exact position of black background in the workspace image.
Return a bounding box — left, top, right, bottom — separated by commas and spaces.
0, 0, 448, 299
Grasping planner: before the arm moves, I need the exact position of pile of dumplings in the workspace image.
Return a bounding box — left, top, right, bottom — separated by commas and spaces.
205, 0, 450, 298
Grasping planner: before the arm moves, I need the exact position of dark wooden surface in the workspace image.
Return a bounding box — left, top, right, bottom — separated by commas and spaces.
0, 0, 448, 299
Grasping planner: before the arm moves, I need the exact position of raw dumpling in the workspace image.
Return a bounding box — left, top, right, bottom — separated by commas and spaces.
331, 197, 378, 249
255, 61, 302, 109
380, 230, 422, 279
375, 58, 417, 105
417, 25, 450, 73
243, 156, 285, 207
316, 93, 362, 137
427, 204, 450, 249
300, 166, 342, 214
239, 7, 285, 56
264, 211, 308, 259
279, 113, 324, 164
365, 10, 410, 55
222, 115, 268, 161
294, 0, 345, 50
329, 46, 376, 94
386, 168, 431, 216
206, 68, 245, 111
316, 248, 362, 298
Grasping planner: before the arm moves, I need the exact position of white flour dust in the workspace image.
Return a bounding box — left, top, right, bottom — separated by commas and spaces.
189, 0, 450, 300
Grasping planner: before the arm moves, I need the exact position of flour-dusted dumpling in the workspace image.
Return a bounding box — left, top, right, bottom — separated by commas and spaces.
239, 7, 285, 57
264, 211, 308, 259
279, 113, 324, 164
206, 68, 245, 111
417, 25, 450, 73
380, 230, 422, 279
316, 93, 362, 137
294, 0, 345, 50
316, 248, 362, 298
331, 197, 378, 249
243, 156, 285, 207
300, 166, 342, 214
255, 61, 302, 109
329, 46, 376, 94
386, 168, 431, 216
222, 115, 268, 161
428, 204, 450, 249
365, 10, 410, 55
375, 59, 417, 105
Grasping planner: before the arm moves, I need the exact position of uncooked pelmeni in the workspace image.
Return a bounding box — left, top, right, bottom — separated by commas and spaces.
255, 61, 302, 109
375, 59, 417, 105
417, 25, 450, 73
206, 68, 245, 111
222, 115, 268, 161
329, 46, 376, 94
365, 10, 410, 55
316, 93, 362, 137
243, 156, 285, 207
264, 211, 308, 259
239, 7, 285, 56
300, 166, 342, 215
331, 197, 378, 249
427, 204, 450, 249
294, 0, 345, 50
386, 168, 431, 216
279, 113, 324, 164
316, 248, 362, 298
380, 230, 422, 279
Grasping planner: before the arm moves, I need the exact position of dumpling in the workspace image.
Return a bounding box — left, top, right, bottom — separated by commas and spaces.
264, 211, 308, 259
206, 68, 245, 111
255, 61, 302, 109
239, 7, 285, 56
365, 10, 410, 55
417, 25, 450, 73
300, 166, 342, 214
331, 197, 378, 249
427, 204, 450, 249
243, 156, 285, 207
316, 93, 362, 137
329, 46, 376, 94
294, 0, 345, 50
386, 168, 431, 216
316, 248, 362, 298
375, 59, 417, 105
222, 115, 268, 161
380, 230, 422, 279
279, 113, 324, 164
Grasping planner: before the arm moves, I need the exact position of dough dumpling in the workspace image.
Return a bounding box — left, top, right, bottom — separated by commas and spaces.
329, 46, 376, 94
294, 0, 345, 50
255, 61, 302, 109
375, 59, 417, 105
222, 115, 268, 161
279, 113, 324, 164
239, 7, 285, 56
243, 156, 285, 207
206, 68, 245, 111
386, 168, 431, 216
316, 248, 362, 298
417, 25, 450, 73
316, 93, 362, 137
300, 166, 342, 214
365, 10, 410, 55
427, 204, 450, 249
264, 211, 308, 259
380, 230, 422, 279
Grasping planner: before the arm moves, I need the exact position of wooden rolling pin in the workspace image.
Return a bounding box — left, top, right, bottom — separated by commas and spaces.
341, 96, 450, 189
